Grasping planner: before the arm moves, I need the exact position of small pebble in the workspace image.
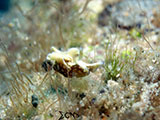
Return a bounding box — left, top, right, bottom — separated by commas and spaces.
99, 89, 105, 94
31, 95, 39, 108
91, 98, 96, 104
79, 93, 86, 99
155, 31, 159, 35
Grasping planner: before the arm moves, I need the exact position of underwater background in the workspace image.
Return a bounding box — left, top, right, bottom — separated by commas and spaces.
0, 0, 160, 119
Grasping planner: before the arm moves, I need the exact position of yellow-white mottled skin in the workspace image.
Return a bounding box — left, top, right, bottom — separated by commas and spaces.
47, 47, 80, 63
46, 46, 103, 77
47, 47, 80, 69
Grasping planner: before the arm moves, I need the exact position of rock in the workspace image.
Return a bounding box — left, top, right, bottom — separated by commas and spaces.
119, 110, 143, 120
98, 0, 160, 30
